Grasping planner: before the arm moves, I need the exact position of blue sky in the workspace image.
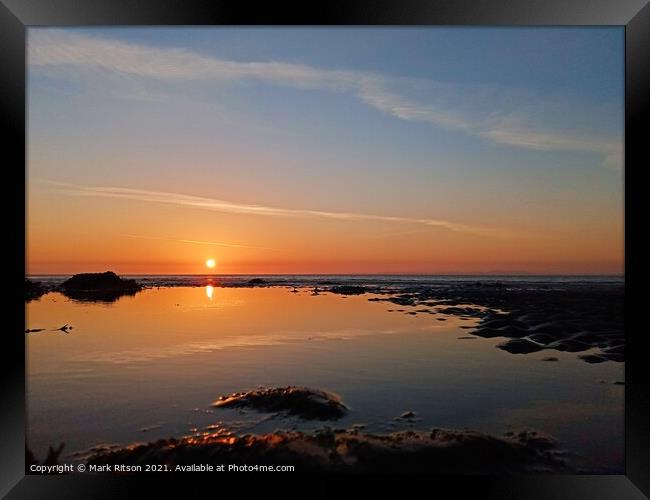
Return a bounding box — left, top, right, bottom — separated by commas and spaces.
66, 27, 622, 94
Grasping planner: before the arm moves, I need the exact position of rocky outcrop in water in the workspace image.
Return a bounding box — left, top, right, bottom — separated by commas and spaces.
212, 386, 348, 420
59, 271, 142, 303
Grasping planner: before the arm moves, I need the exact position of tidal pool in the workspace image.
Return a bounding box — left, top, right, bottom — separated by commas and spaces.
26, 285, 624, 471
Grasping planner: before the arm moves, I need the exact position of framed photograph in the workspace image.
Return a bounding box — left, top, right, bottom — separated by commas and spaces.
4, 0, 649, 497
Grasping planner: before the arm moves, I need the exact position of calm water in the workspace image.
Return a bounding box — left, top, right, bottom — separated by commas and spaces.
26, 285, 624, 471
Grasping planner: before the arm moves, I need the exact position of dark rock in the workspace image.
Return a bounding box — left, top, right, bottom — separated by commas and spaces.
497, 339, 544, 354
571, 332, 601, 344
85, 428, 575, 474
385, 295, 416, 306
552, 339, 589, 353
481, 318, 514, 329
530, 323, 572, 336
247, 278, 266, 285
528, 333, 559, 345
436, 306, 484, 317
578, 354, 607, 364
212, 386, 348, 420
59, 271, 141, 303
61, 271, 138, 290
26, 279, 47, 302
541, 357, 559, 362
600, 352, 624, 362
328, 285, 367, 295
498, 325, 529, 337
473, 328, 505, 338
602, 344, 624, 355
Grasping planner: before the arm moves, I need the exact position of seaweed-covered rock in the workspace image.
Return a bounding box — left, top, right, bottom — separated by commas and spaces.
86, 428, 577, 474
212, 386, 348, 420
59, 271, 141, 303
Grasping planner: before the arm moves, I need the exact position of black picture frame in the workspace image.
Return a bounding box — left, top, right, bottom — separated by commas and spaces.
3, 0, 649, 497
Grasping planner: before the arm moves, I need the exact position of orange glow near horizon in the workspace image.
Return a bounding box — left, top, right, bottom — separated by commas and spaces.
25, 180, 623, 276
25, 157, 625, 277
25, 191, 624, 276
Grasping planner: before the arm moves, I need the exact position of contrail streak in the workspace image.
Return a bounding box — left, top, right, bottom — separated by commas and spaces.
120, 233, 277, 251
43, 179, 510, 237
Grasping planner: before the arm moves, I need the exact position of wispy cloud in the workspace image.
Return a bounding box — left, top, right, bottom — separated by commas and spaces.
120, 233, 277, 251
479, 118, 622, 170
43, 180, 505, 237
29, 30, 622, 170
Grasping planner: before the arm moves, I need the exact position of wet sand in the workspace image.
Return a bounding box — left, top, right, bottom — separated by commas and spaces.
366, 281, 624, 363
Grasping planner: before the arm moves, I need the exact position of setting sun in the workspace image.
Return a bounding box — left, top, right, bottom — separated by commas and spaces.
206, 259, 216, 269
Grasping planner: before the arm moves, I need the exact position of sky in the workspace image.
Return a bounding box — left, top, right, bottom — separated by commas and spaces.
27, 27, 624, 275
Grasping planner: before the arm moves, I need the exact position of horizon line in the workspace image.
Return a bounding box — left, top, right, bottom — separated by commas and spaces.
26, 272, 625, 277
